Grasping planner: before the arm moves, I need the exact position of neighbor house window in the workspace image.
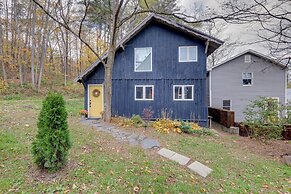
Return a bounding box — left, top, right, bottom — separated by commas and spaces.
173, 85, 194, 101
135, 85, 154, 100
245, 54, 251, 63
134, 47, 152, 72
222, 100, 231, 110
179, 46, 198, 62
242, 72, 253, 86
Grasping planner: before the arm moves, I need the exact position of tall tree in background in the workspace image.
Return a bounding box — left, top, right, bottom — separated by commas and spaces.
0, 1, 6, 81
223, 0, 291, 65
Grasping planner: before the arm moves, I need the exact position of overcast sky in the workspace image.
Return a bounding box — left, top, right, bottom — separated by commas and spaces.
178, 0, 269, 57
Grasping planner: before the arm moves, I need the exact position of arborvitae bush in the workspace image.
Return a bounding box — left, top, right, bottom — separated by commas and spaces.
32, 93, 71, 172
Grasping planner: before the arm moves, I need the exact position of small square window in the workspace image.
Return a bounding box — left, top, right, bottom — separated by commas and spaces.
245, 55, 251, 63
223, 100, 231, 110
179, 46, 198, 62
242, 72, 253, 86
135, 85, 154, 100
173, 85, 194, 101
134, 47, 152, 72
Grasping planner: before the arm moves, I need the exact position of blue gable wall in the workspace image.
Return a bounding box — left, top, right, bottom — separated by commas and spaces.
84, 21, 208, 126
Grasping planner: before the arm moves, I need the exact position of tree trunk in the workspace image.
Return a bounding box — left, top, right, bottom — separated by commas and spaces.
103, 45, 115, 122
30, 3, 36, 89
0, 16, 7, 81
103, 1, 123, 122
37, 1, 50, 91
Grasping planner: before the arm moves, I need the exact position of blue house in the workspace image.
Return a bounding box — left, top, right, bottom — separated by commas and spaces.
74, 14, 223, 127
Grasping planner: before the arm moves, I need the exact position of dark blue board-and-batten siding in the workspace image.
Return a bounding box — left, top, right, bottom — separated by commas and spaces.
83, 21, 208, 126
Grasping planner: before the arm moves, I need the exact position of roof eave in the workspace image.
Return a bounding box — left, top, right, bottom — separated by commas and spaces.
74, 14, 223, 82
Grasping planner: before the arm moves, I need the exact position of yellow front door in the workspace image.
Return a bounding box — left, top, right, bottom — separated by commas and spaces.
88, 85, 103, 118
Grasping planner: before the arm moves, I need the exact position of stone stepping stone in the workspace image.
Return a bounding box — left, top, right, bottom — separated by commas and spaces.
187, 161, 212, 178
141, 138, 160, 149
158, 148, 176, 159
137, 135, 146, 141
169, 153, 190, 165
127, 134, 139, 140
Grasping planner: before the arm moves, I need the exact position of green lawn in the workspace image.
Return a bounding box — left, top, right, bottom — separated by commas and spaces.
0, 99, 290, 193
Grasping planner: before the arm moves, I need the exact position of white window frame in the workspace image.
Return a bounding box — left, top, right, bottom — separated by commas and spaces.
178, 46, 198, 62
173, 85, 194, 101
242, 72, 253, 86
222, 99, 232, 110
134, 85, 154, 101
134, 47, 152, 72
245, 54, 251, 63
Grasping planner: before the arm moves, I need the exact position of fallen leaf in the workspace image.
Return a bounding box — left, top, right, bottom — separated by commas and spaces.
263, 184, 269, 188
133, 186, 140, 193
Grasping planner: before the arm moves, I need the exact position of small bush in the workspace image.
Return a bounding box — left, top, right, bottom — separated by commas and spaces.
243, 97, 289, 140
180, 121, 213, 136
180, 121, 193, 134
153, 119, 182, 133
142, 107, 154, 128
31, 93, 71, 172
130, 114, 144, 127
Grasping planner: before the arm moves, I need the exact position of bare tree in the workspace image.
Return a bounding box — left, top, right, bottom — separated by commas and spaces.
0, 1, 7, 81
223, 0, 291, 65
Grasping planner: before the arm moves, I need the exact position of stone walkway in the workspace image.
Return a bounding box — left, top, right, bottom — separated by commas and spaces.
81, 119, 212, 177
81, 119, 160, 149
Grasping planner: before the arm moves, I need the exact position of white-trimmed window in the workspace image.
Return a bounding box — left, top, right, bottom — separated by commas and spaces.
245, 55, 251, 63
179, 46, 198, 62
134, 47, 152, 72
242, 72, 253, 86
173, 85, 194, 101
222, 100, 231, 110
135, 85, 154, 100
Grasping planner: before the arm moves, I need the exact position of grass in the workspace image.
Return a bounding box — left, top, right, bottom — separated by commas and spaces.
0, 99, 290, 193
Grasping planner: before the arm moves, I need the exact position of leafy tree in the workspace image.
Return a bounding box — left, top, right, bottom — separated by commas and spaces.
32, 93, 71, 172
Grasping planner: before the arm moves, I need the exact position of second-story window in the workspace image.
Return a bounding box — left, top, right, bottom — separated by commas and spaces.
179, 46, 198, 62
134, 47, 152, 72
242, 72, 253, 86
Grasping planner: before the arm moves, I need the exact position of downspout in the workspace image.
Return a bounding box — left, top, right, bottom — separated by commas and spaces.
205, 39, 211, 106
209, 68, 212, 107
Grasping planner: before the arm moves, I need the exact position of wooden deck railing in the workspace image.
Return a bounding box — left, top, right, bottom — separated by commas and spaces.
208, 107, 235, 128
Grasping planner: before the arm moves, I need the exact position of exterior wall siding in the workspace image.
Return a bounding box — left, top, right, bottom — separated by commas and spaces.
211, 53, 286, 122
84, 21, 208, 126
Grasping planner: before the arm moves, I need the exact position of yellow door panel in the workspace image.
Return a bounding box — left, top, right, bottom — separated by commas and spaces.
88, 85, 103, 118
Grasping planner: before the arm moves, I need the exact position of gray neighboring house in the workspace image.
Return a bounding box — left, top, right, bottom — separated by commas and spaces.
208, 49, 288, 122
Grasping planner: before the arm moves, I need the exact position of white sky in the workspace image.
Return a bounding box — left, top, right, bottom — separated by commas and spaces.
178, 0, 270, 57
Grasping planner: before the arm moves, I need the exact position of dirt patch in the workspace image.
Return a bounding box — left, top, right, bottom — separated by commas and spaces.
215, 129, 291, 162
27, 159, 78, 183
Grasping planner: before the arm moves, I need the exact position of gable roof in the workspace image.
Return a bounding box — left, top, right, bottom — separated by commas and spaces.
211, 49, 286, 70
74, 14, 223, 83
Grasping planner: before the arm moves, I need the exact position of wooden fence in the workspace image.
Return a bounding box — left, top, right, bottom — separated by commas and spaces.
208, 107, 235, 128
